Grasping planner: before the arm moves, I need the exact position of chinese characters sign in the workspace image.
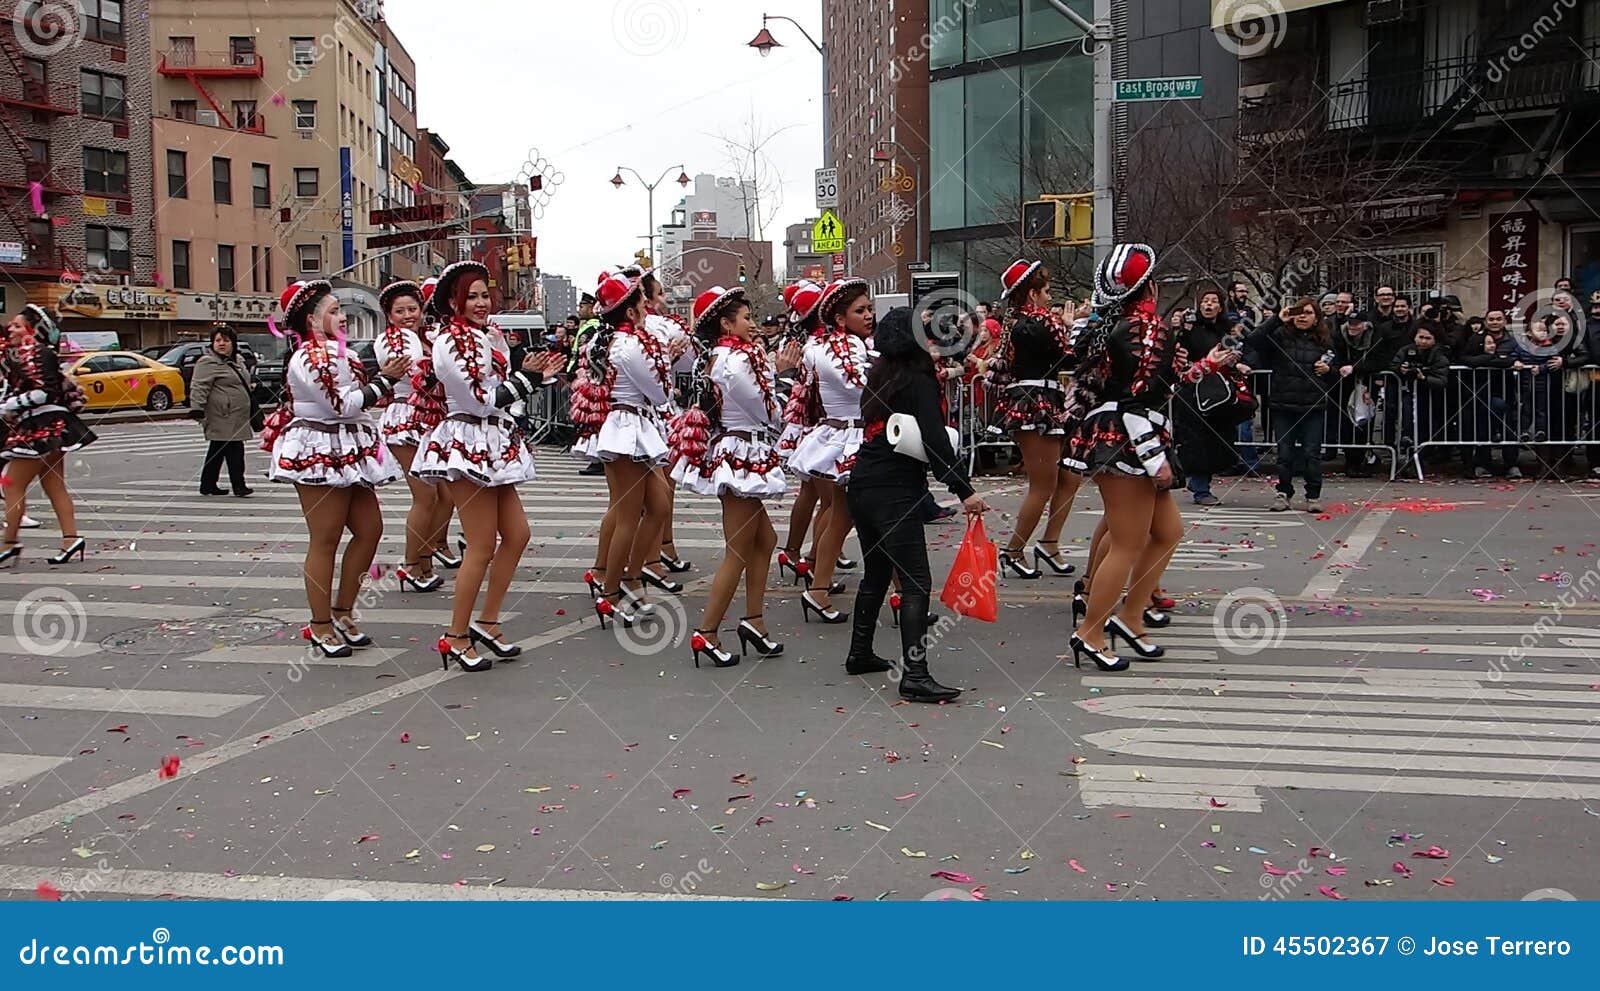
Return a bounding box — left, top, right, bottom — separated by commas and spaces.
1488, 210, 1539, 313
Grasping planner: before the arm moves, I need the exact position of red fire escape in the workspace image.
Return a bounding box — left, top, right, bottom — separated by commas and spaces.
157, 47, 267, 132
0, 11, 81, 276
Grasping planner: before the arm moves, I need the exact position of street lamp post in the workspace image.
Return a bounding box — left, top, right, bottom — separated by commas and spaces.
610, 165, 691, 265
748, 13, 829, 167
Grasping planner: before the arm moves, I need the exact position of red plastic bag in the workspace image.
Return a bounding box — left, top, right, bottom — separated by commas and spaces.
940, 516, 999, 622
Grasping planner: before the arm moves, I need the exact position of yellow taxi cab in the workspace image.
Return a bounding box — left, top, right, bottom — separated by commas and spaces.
65, 350, 187, 412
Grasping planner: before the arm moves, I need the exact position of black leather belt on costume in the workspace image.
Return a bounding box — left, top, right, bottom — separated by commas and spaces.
610, 403, 655, 417
447, 412, 511, 427
821, 417, 861, 429
715, 429, 773, 444
286, 418, 366, 435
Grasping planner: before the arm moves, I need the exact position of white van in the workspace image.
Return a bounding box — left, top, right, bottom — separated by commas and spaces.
489, 313, 548, 341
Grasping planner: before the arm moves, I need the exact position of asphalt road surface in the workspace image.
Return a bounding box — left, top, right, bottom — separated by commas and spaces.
1, 419, 1598, 903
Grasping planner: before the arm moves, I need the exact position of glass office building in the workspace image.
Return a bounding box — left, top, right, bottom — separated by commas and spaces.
928, 0, 1093, 299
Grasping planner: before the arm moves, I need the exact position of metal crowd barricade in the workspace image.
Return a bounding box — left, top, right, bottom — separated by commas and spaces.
1408, 364, 1600, 480
523, 378, 574, 447
955, 379, 1016, 475
1235, 369, 1402, 482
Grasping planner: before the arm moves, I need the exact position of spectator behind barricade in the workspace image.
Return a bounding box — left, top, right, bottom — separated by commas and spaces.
1330, 312, 1386, 477
1460, 310, 1521, 479
1511, 313, 1583, 444
1395, 322, 1451, 453
1228, 280, 1260, 328
1555, 276, 1574, 294
1320, 292, 1341, 330
1336, 292, 1355, 321
1226, 281, 1263, 473
1175, 289, 1248, 506
1239, 297, 1338, 512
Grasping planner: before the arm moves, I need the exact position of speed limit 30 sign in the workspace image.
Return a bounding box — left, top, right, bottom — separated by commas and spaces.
815, 168, 838, 210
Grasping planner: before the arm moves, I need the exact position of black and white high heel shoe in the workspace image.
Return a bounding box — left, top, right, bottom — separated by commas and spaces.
690, 630, 739, 668
302, 621, 353, 659
1071, 579, 1087, 626
736, 617, 783, 657
1031, 544, 1076, 576
432, 542, 463, 570
1143, 608, 1171, 629
803, 572, 846, 595
47, 536, 86, 565
584, 569, 604, 597
659, 542, 692, 574
0, 543, 21, 568
641, 567, 684, 594
619, 578, 657, 617
330, 609, 373, 649
438, 633, 492, 672
776, 550, 804, 585
397, 562, 446, 593
594, 592, 636, 630
836, 556, 857, 572
800, 591, 846, 624
998, 548, 1040, 579
1068, 634, 1128, 672
469, 620, 522, 659
1105, 616, 1165, 659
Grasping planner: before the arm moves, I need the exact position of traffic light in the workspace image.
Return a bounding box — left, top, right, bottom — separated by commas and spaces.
737, 263, 747, 284
520, 243, 535, 268
1022, 194, 1093, 247
505, 245, 520, 272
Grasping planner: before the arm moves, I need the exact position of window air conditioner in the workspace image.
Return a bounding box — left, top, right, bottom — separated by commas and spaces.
196, 109, 219, 127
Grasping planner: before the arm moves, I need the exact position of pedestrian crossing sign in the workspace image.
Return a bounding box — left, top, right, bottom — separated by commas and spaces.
813, 210, 847, 254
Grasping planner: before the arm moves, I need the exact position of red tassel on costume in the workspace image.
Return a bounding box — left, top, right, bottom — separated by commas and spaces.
667, 407, 711, 469
568, 369, 611, 434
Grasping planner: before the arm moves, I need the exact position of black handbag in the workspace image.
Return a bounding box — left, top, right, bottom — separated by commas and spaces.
227, 360, 265, 433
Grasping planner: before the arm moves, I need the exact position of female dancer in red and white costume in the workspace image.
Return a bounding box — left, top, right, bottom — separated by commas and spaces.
775, 279, 827, 586
670, 286, 789, 667
1063, 245, 1238, 671
266, 280, 410, 658
572, 272, 676, 628
373, 280, 449, 593
787, 278, 873, 623
638, 269, 696, 592
411, 261, 560, 672
0, 304, 94, 567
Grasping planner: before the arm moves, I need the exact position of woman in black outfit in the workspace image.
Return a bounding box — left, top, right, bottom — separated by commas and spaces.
846, 307, 989, 703
1173, 289, 1244, 506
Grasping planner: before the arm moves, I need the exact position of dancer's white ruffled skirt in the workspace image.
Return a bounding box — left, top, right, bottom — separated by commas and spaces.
269, 419, 399, 487
787, 422, 862, 483
776, 422, 807, 464
377, 399, 432, 447
671, 435, 787, 499
573, 408, 669, 465
411, 414, 536, 487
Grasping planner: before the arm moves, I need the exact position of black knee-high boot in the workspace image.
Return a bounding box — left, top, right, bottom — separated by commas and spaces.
896, 590, 960, 703
844, 580, 894, 675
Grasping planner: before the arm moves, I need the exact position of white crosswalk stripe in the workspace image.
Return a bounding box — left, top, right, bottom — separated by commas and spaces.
1073, 621, 1600, 812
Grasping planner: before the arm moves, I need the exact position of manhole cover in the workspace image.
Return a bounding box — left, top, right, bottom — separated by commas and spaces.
100, 617, 289, 656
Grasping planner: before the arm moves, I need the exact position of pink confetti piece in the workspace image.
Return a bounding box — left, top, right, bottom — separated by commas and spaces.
671, 788, 691, 800
1308, 846, 1333, 859
1325, 866, 1348, 876
893, 792, 917, 801
1433, 876, 1456, 887
1104, 883, 1117, 892
270, 92, 287, 106
1208, 797, 1228, 808
1411, 845, 1450, 859
1469, 588, 1502, 602
35, 881, 61, 901
930, 870, 972, 884
1262, 861, 1297, 877
1392, 862, 1413, 877
791, 863, 814, 875
1067, 859, 1086, 873
29, 181, 45, 216
1317, 885, 1347, 901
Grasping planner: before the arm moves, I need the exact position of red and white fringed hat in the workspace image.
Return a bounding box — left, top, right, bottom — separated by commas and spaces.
817, 277, 869, 325
787, 279, 824, 322
1093, 244, 1157, 306
420, 277, 439, 308
430, 260, 490, 318
595, 270, 641, 317
379, 279, 424, 315
278, 279, 331, 331
691, 285, 747, 336
1000, 259, 1044, 301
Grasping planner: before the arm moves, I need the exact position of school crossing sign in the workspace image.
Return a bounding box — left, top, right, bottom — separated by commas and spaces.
813, 210, 847, 254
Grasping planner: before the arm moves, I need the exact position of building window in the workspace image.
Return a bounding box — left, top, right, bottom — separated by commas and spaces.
171, 99, 197, 122
86, 225, 131, 272
166, 150, 187, 199
297, 244, 322, 274
25, 138, 47, 167
1021, 56, 1092, 203
265, 246, 273, 289
228, 36, 255, 65
213, 157, 232, 204
83, 0, 123, 45
293, 100, 317, 129
22, 56, 45, 85
218, 244, 235, 292
295, 168, 319, 197
234, 100, 258, 130
82, 147, 128, 197
291, 37, 316, 67
172, 240, 191, 289
80, 69, 125, 119
250, 245, 261, 292
964, 69, 1022, 226
252, 163, 270, 208
929, 77, 964, 230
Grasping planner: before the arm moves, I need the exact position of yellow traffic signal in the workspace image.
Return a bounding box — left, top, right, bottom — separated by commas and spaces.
737, 263, 747, 283
506, 245, 520, 271
1065, 195, 1092, 246
1022, 194, 1093, 247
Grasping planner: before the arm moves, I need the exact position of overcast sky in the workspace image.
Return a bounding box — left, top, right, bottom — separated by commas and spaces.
383, 0, 826, 287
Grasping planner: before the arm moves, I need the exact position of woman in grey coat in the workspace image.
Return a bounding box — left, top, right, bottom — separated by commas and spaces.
189, 325, 255, 497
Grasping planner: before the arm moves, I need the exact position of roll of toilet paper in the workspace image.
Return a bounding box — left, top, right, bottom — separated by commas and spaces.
887, 413, 960, 463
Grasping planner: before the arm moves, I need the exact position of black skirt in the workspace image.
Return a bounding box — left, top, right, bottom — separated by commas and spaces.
1, 410, 98, 459
1062, 405, 1184, 488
